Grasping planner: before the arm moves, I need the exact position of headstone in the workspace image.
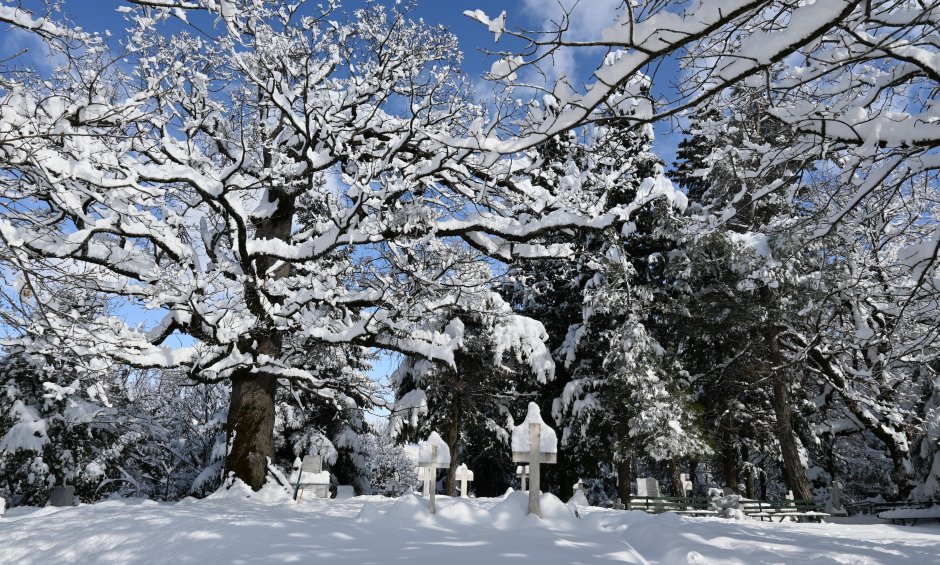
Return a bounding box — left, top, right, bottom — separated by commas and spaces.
785, 489, 794, 501
569, 479, 589, 506
455, 463, 474, 497
612, 498, 626, 511
636, 477, 660, 497
335, 485, 356, 500
680, 473, 693, 497
47, 485, 76, 507
511, 402, 558, 517
292, 454, 330, 500
417, 432, 451, 514
829, 481, 845, 514
515, 464, 529, 490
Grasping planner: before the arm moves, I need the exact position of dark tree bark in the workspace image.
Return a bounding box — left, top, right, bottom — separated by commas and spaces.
719, 417, 740, 493
223, 182, 295, 490
741, 445, 756, 499
445, 393, 462, 495
225, 362, 277, 489
617, 455, 633, 505
759, 287, 813, 500
669, 459, 684, 496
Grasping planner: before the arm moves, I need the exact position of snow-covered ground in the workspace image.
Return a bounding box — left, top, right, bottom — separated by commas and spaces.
1, 485, 938, 564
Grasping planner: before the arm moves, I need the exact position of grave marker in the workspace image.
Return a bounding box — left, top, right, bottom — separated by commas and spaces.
455, 463, 474, 497
636, 477, 660, 497
47, 485, 75, 507
292, 454, 330, 500
417, 432, 451, 514
829, 481, 845, 515
511, 402, 557, 517
516, 464, 529, 490
680, 473, 693, 497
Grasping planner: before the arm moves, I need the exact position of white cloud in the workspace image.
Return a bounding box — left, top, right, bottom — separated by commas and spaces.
518, 0, 624, 85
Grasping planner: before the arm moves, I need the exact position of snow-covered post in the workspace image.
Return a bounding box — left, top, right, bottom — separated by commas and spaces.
455, 463, 474, 497
516, 465, 529, 490
511, 403, 557, 517
418, 432, 451, 514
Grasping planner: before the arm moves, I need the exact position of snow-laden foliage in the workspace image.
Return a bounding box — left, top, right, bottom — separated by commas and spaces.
0, 0, 665, 489
360, 425, 418, 497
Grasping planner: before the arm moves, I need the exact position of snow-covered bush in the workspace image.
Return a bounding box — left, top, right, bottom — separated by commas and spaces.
361, 427, 418, 496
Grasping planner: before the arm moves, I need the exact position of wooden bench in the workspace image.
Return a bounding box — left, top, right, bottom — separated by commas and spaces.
877, 506, 940, 526
628, 496, 716, 516
743, 498, 829, 522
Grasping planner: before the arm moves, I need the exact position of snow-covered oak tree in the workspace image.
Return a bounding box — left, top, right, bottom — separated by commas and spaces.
0, 1, 653, 490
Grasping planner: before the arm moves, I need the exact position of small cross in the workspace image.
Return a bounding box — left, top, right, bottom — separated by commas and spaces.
455, 463, 474, 497
417, 432, 450, 514
516, 464, 529, 490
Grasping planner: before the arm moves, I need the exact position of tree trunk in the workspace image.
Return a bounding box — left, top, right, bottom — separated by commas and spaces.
742, 445, 756, 499
760, 287, 813, 500
669, 459, 683, 496
445, 394, 461, 496
770, 374, 812, 499
225, 364, 277, 490
617, 455, 633, 505
223, 178, 295, 490
719, 416, 740, 493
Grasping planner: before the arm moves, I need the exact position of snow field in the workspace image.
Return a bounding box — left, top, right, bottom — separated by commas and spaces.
1, 485, 938, 564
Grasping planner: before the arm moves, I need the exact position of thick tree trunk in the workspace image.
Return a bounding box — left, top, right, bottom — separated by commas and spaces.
719, 417, 740, 493
760, 287, 813, 500
617, 456, 633, 505
770, 374, 812, 499
223, 178, 295, 490
445, 395, 461, 495
669, 459, 683, 496
225, 364, 277, 490
742, 445, 756, 499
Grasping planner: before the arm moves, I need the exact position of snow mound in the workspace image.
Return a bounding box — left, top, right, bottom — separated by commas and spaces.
206, 479, 294, 505
384, 493, 434, 524
435, 497, 489, 525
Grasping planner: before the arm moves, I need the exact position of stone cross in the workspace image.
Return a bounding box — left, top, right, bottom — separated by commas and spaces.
516, 464, 530, 490
511, 403, 557, 517
680, 473, 693, 497
455, 463, 474, 497
417, 432, 451, 514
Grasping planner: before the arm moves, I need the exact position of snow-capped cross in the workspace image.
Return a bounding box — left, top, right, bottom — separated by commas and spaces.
417, 432, 451, 514
455, 463, 474, 497
511, 403, 557, 517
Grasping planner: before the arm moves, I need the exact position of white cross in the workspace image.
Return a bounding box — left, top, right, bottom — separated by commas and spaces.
455, 463, 474, 497
417, 432, 450, 514
680, 473, 693, 497
511, 403, 557, 517
417, 466, 435, 497
516, 464, 529, 490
